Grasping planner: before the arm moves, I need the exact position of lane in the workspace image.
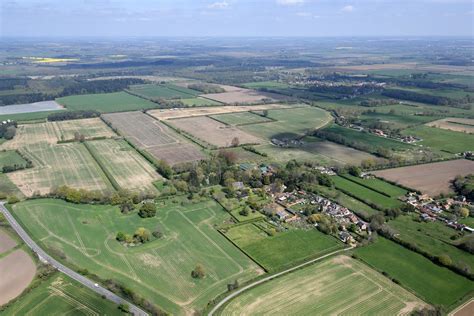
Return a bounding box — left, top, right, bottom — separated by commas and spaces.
0, 201, 148, 316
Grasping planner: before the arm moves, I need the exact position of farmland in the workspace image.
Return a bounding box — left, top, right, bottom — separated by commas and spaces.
220, 255, 425, 316
340, 174, 408, 198
85, 139, 161, 192
0, 100, 63, 115
426, 117, 474, 134
169, 116, 262, 148
1, 122, 58, 149
56, 92, 157, 113
224, 223, 343, 272
52, 118, 115, 141
11, 198, 263, 315
355, 238, 474, 309
0, 150, 28, 170
128, 84, 199, 99
373, 159, 474, 196
201, 88, 285, 104
180, 97, 222, 106
2, 273, 120, 315
0, 174, 24, 196
402, 125, 474, 153
211, 111, 273, 126
0, 249, 36, 306
102, 111, 205, 165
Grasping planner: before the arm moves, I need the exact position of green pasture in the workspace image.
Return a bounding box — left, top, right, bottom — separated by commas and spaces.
402, 125, 474, 153
128, 84, 199, 99
241, 81, 291, 89
0, 150, 28, 171
341, 174, 408, 198
211, 111, 273, 126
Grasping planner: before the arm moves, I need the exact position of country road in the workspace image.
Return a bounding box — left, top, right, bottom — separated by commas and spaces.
0, 202, 148, 316
208, 246, 353, 316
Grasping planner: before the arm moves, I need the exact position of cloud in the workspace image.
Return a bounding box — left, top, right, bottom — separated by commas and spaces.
276, 0, 305, 6
208, 1, 229, 9
341, 5, 354, 12
296, 12, 320, 19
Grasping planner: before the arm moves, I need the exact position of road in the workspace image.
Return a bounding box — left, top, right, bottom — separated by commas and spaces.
0, 202, 148, 316
208, 246, 353, 316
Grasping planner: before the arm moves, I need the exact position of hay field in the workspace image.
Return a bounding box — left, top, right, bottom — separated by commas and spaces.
170, 116, 262, 148
86, 139, 161, 192
52, 118, 115, 141
12, 198, 263, 315
426, 117, 474, 134
373, 159, 474, 196
148, 104, 288, 120
103, 111, 205, 165
7, 143, 113, 196
0, 249, 36, 306
221, 255, 425, 316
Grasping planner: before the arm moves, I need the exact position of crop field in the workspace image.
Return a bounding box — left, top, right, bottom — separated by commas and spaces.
2, 273, 120, 315
170, 116, 262, 148
102, 111, 205, 165
1, 122, 58, 149
220, 255, 426, 316
7, 142, 113, 196
224, 223, 343, 272
355, 238, 474, 309
360, 111, 440, 129
201, 89, 285, 104
373, 159, 474, 196
341, 174, 408, 198
128, 84, 199, 99
388, 214, 474, 273
332, 176, 403, 210
0, 150, 28, 170
148, 104, 287, 120
426, 117, 474, 134
11, 198, 263, 315
86, 139, 161, 192
0, 174, 23, 196
241, 81, 291, 89
241, 107, 332, 140
56, 92, 157, 113
402, 125, 474, 153
0, 249, 36, 306
180, 97, 222, 106
52, 118, 115, 141
211, 111, 273, 125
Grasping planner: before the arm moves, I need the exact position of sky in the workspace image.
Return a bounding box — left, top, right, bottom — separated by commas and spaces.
1, 0, 473, 37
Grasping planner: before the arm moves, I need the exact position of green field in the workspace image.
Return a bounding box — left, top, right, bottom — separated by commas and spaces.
56, 92, 157, 113
241, 106, 332, 140
0, 110, 63, 123
12, 198, 262, 315
220, 255, 425, 315
0, 150, 28, 171
402, 125, 474, 153
241, 81, 291, 89
388, 214, 474, 273
211, 111, 273, 126
213, 147, 266, 163
224, 223, 343, 272
0, 174, 23, 197
360, 111, 440, 129
341, 174, 408, 198
180, 97, 222, 106
355, 237, 474, 308
2, 273, 121, 315
128, 84, 199, 99
332, 176, 402, 210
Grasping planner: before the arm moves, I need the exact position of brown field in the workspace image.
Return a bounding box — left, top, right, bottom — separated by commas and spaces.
0, 229, 17, 253
201, 89, 286, 104
170, 116, 262, 148
0, 249, 36, 305
426, 118, 474, 134
102, 111, 205, 165
52, 118, 116, 141
148, 104, 289, 120
451, 299, 474, 316
373, 159, 474, 196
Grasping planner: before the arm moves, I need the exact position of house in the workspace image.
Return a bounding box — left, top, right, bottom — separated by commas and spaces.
232, 181, 245, 190
339, 231, 355, 244
357, 221, 368, 231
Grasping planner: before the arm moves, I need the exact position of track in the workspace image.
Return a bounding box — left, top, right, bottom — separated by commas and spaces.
0, 202, 148, 316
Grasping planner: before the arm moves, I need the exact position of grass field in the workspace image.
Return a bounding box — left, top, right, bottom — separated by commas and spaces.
0, 110, 63, 123
56, 92, 157, 113
85, 139, 161, 192
333, 176, 403, 210
402, 125, 474, 153
241, 81, 291, 89
220, 255, 425, 316
426, 118, 474, 134
360, 111, 439, 129
52, 118, 115, 141
1, 122, 58, 149
2, 273, 120, 315
241, 106, 332, 140
355, 237, 474, 309
0, 174, 23, 196
0, 150, 28, 171
128, 84, 199, 99
341, 174, 408, 198
12, 198, 262, 315
180, 97, 222, 106
224, 223, 343, 272
211, 111, 273, 126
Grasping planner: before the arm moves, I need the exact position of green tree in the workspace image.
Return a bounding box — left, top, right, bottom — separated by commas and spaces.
191, 264, 205, 279
116, 231, 126, 242
138, 202, 156, 218
134, 227, 151, 243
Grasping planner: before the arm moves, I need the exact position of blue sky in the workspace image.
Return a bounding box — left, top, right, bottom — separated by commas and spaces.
1, 0, 473, 37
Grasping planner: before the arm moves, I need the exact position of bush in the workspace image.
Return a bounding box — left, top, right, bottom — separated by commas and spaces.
191, 264, 205, 279
138, 202, 156, 218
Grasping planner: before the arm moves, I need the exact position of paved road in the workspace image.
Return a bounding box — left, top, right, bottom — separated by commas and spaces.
0, 202, 148, 316
208, 246, 353, 316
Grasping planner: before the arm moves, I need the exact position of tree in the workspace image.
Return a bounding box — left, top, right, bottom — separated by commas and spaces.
118, 303, 130, 313
437, 254, 453, 267
231, 137, 240, 147
347, 165, 361, 177
134, 227, 151, 243
7, 195, 20, 204
119, 200, 134, 214
4, 126, 16, 140
191, 264, 205, 279
116, 231, 126, 242
262, 110, 269, 117
239, 207, 250, 216
138, 202, 156, 218
460, 207, 469, 218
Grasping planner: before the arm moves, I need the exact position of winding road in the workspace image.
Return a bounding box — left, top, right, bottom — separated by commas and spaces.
0, 202, 148, 316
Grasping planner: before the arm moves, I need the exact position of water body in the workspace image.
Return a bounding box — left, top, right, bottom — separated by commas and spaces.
0, 100, 64, 115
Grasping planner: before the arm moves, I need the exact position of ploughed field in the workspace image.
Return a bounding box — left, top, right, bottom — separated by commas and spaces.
220, 255, 425, 316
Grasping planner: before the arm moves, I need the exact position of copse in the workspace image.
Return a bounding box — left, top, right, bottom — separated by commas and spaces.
138, 202, 157, 218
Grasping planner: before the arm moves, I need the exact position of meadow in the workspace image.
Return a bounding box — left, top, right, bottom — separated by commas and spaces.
224, 223, 343, 272
402, 125, 474, 153
340, 174, 408, 198
220, 255, 425, 316
241, 81, 291, 89
2, 273, 120, 315
355, 237, 474, 309
56, 92, 157, 113
0, 150, 28, 170
128, 84, 199, 99
12, 198, 262, 315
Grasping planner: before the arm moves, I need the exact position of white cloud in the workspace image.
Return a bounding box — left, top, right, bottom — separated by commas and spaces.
296, 12, 320, 19
208, 1, 229, 9
341, 5, 354, 12
277, 0, 305, 6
